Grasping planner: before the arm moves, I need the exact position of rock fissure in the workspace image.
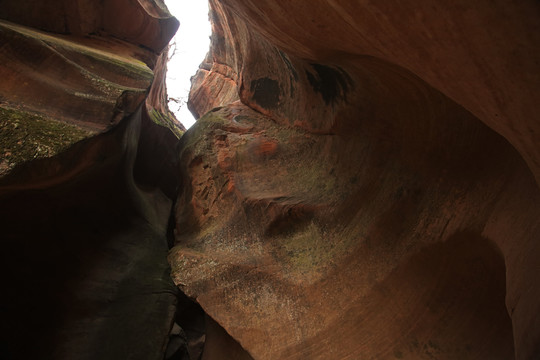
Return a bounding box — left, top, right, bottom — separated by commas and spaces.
1, 0, 540, 360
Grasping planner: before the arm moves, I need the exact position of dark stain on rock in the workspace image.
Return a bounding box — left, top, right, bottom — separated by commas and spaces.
265, 206, 315, 237
278, 50, 298, 96
250, 77, 281, 109
278, 50, 299, 81
306, 63, 353, 105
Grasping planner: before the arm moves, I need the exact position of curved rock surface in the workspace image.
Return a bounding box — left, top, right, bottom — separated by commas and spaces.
0, 1, 183, 359
1, 0, 539, 359
171, 1, 540, 359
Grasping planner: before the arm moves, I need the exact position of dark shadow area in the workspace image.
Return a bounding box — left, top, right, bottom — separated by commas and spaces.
201, 315, 254, 360
0, 114, 178, 360
378, 231, 515, 359
166, 290, 254, 360
285, 231, 515, 359
166, 291, 207, 360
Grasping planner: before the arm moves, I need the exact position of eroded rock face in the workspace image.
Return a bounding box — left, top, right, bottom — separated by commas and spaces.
171, 1, 540, 359
0, 1, 182, 359
2, 0, 539, 358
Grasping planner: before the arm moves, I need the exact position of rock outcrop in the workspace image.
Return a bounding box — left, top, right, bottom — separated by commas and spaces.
171, 1, 540, 359
0, 1, 182, 359
2, 0, 539, 359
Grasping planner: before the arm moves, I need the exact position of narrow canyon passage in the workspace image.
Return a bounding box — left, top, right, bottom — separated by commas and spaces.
1, 0, 539, 360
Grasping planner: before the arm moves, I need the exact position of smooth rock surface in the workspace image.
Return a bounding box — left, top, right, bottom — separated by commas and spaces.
1, 0, 539, 359
171, 1, 540, 359
0, 1, 182, 359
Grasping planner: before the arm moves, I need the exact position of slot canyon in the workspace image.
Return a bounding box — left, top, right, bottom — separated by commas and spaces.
0, 1, 539, 359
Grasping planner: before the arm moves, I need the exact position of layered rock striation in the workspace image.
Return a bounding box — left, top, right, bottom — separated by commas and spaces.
0, 1, 183, 359
171, 1, 540, 359
1, 0, 539, 359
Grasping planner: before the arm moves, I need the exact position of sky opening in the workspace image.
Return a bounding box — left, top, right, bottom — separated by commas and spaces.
165, 1, 211, 129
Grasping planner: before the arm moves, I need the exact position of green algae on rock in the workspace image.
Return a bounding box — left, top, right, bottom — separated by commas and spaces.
0, 106, 93, 176
148, 107, 185, 139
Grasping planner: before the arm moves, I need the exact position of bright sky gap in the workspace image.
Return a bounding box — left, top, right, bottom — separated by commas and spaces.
165, 1, 211, 129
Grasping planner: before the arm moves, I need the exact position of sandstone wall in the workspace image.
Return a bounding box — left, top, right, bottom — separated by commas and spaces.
0, 1, 182, 359
171, 1, 540, 359
1, 0, 539, 359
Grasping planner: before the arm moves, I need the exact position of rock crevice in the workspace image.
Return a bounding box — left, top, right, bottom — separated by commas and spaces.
1, 0, 540, 359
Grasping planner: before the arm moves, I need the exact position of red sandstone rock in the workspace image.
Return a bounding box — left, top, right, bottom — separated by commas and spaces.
211, 0, 540, 187
0, 1, 182, 359
173, 1, 540, 359
1, 0, 539, 358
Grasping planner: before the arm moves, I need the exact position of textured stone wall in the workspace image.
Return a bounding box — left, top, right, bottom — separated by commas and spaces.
171, 1, 540, 359
1, 0, 539, 359
0, 1, 182, 359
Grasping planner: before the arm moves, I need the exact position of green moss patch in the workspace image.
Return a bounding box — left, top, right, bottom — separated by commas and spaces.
0, 106, 92, 176
148, 108, 185, 139
181, 110, 228, 152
